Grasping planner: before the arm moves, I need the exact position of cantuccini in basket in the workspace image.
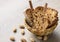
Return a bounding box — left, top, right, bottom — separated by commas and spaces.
24, 0, 58, 40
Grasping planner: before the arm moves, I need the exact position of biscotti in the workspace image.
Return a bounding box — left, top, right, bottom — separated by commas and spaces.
25, 6, 58, 36
24, 2, 58, 40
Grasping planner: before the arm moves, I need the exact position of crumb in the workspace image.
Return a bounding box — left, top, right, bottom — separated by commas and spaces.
10, 36, 15, 41
21, 38, 27, 42
21, 29, 25, 35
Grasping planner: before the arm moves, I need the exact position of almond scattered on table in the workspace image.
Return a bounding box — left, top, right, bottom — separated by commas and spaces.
20, 25, 25, 29
13, 28, 17, 33
10, 36, 15, 41
30, 37, 36, 42
21, 29, 25, 35
21, 38, 27, 42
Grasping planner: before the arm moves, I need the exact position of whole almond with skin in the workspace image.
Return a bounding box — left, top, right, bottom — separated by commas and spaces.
13, 28, 17, 33
10, 36, 15, 41
20, 25, 25, 29
21, 29, 25, 35
21, 38, 27, 42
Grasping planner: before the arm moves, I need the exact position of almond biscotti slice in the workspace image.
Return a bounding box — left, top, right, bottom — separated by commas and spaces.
25, 9, 33, 21
35, 6, 58, 28
25, 9, 34, 27
45, 8, 58, 28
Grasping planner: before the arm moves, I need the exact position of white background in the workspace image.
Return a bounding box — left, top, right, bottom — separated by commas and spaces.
0, 0, 60, 42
